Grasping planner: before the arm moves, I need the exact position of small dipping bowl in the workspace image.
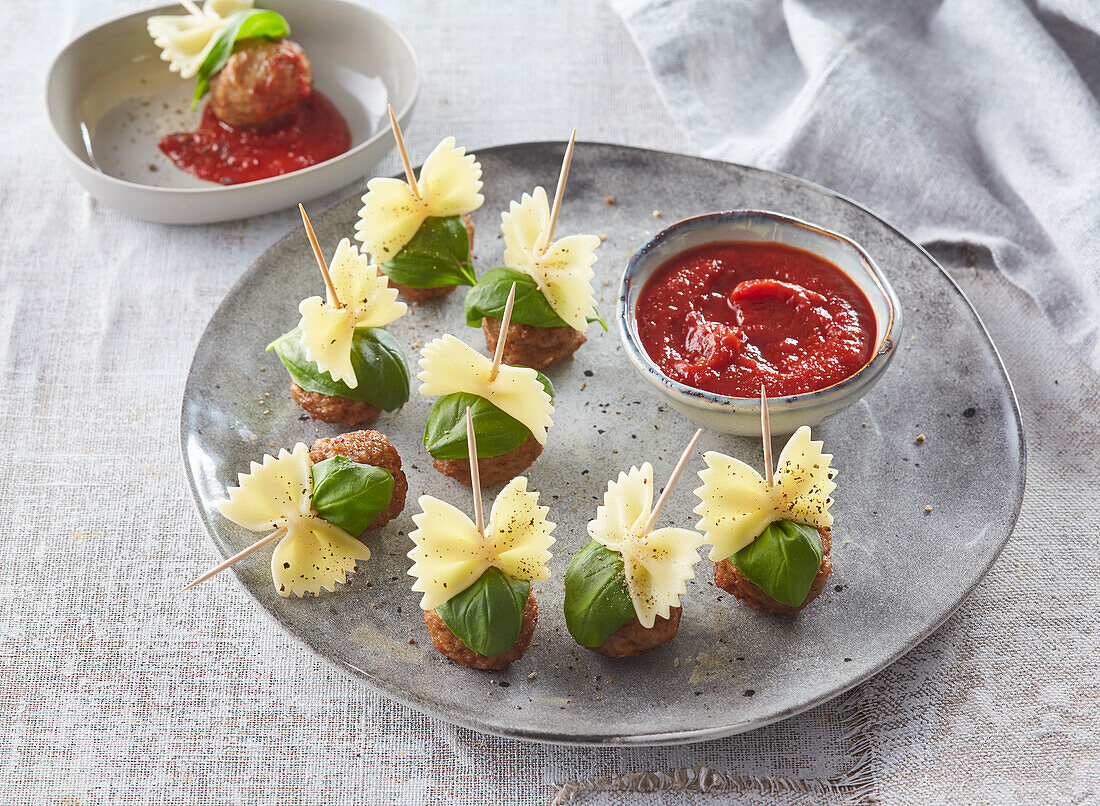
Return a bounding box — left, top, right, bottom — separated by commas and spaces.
618, 210, 902, 435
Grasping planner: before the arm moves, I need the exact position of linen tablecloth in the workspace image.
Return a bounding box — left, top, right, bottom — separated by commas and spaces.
2, 1, 1097, 804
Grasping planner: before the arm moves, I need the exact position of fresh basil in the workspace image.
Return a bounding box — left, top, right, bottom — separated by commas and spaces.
310, 456, 394, 535
268, 326, 410, 411
464, 267, 607, 331
422, 373, 553, 460
192, 10, 291, 108
380, 215, 475, 288
731, 520, 824, 607
563, 541, 637, 647
436, 566, 530, 657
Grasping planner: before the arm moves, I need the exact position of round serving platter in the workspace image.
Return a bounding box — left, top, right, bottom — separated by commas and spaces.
181, 143, 1025, 745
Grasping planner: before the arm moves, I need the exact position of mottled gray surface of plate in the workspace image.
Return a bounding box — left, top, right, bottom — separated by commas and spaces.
180, 143, 1025, 745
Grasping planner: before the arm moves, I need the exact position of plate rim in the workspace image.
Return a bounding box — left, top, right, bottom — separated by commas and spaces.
44, 0, 421, 197
179, 141, 1027, 746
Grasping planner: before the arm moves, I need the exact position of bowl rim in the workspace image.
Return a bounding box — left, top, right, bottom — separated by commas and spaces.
618, 208, 902, 407
43, 0, 420, 196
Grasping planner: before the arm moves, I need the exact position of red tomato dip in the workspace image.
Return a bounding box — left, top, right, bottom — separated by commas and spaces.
636, 242, 876, 397
158, 91, 351, 185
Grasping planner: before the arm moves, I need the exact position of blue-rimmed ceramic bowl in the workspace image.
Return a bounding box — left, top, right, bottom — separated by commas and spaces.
618, 210, 902, 435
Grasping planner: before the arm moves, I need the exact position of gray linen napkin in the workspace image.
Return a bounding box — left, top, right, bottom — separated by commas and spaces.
612, 0, 1100, 370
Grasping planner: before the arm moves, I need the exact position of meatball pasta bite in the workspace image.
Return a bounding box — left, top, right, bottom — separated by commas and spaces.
356, 113, 484, 302
564, 432, 704, 657
185, 430, 406, 597
464, 132, 605, 369
147, 2, 350, 184
269, 207, 410, 427
694, 391, 836, 614
417, 289, 554, 487
408, 411, 555, 670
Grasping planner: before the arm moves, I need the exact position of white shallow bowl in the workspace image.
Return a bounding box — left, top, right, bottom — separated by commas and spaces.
618, 210, 902, 435
45, 0, 419, 224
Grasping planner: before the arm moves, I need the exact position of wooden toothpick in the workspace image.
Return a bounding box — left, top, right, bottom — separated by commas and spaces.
299, 204, 342, 308
642, 428, 703, 535
543, 128, 576, 253
180, 525, 288, 593
489, 282, 518, 382
180, 0, 203, 16
760, 383, 774, 487
387, 104, 420, 201
465, 407, 484, 533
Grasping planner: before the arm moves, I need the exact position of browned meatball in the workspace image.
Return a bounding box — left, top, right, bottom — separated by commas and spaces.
589, 607, 682, 658
714, 527, 833, 614
209, 39, 312, 127
387, 215, 475, 302
292, 383, 380, 427
390, 282, 456, 302
309, 430, 407, 530
432, 433, 543, 487
482, 317, 586, 370
424, 593, 538, 670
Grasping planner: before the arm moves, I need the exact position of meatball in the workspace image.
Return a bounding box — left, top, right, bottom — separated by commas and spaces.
424, 593, 538, 670
309, 430, 407, 530
292, 383, 380, 427
390, 282, 456, 302
589, 607, 681, 658
387, 215, 475, 302
209, 38, 312, 127
432, 433, 543, 487
482, 318, 586, 370
714, 527, 833, 614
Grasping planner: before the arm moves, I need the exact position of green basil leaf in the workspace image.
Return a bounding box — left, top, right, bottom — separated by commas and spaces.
422, 373, 553, 460
380, 215, 475, 288
464, 268, 569, 328
192, 10, 291, 108
436, 566, 530, 657
268, 326, 410, 411
732, 520, 824, 607
563, 541, 637, 647
310, 456, 394, 535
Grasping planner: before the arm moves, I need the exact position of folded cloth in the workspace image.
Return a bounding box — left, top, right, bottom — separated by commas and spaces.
613, 0, 1100, 370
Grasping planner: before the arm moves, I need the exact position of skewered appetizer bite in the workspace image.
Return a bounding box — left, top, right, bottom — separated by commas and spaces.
417, 286, 555, 487
694, 393, 836, 614
148, 1, 350, 184
355, 112, 484, 302
408, 412, 555, 670
186, 429, 406, 597
269, 207, 410, 427
464, 133, 605, 369
564, 433, 704, 657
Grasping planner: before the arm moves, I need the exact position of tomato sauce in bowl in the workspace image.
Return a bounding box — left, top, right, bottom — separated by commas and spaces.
636, 241, 876, 398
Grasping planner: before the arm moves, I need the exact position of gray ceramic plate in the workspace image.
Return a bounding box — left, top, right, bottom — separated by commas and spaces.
181, 143, 1025, 745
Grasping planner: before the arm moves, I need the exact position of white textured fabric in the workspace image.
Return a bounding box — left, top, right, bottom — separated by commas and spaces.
613, 0, 1100, 372
2, 1, 1097, 804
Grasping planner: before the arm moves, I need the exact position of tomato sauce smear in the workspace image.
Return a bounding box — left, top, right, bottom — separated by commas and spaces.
636, 241, 876, 397
158, 90, 351, 185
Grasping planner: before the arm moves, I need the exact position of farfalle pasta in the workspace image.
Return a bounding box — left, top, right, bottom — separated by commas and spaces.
147, 0, 255, 79
500, 187, 601, 332
695, 426, 837, 613
297, 238, 406, 388
564, 463, 703, 656
355, 137, 484, 300
408, 477, 555, 669
217, 435, 405, 597
418, 334, 555, 486
464, 139, 604, 370
269, 235, 411, 427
